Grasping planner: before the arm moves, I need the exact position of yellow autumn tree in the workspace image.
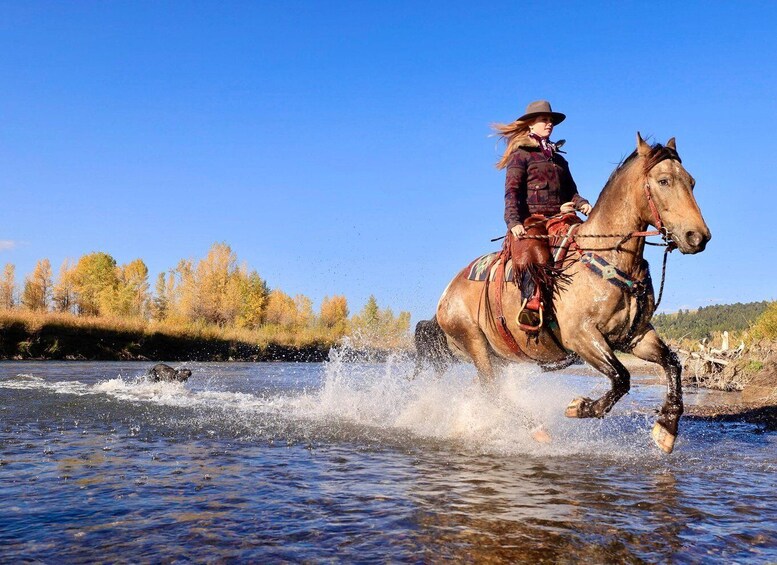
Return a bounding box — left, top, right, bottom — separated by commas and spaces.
158, 243, 268, 328
52, 260, 77, 314
294, 294, 313, 328
320, 295, 349, 336
235, 270, 269, 329
264, 289, 298, 328
0, 263, 16, 310
70, 252, 119, 316
185, 242, 254, 327
167, 259, 196, 324
105, 259, 150, 318
22, 258, 53, 311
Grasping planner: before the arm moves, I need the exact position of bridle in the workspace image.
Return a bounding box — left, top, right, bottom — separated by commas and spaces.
614, 181, 673, 250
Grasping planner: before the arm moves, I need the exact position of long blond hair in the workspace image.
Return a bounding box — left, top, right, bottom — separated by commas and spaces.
491, 118, 532, 170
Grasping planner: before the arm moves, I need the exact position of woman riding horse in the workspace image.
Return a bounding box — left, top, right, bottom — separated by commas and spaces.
433, 132, 711, 453
493, 100, 593, 328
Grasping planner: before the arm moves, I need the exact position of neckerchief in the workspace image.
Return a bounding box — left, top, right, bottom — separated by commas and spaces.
529, 132, 554, 159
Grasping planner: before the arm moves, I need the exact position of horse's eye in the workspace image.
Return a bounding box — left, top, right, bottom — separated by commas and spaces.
658, 179, 670, 187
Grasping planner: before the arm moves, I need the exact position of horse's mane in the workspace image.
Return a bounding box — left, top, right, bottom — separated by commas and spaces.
601, 143, 682, 195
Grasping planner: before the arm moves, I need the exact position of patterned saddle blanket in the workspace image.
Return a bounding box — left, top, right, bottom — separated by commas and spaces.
465, 213, 583, 282
465, 253, 513, 282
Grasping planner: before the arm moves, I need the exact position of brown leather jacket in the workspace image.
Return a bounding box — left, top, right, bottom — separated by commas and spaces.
504, 135, 588, 229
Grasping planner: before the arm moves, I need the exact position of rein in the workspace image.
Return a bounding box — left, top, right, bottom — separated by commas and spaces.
492, 182, 677, 308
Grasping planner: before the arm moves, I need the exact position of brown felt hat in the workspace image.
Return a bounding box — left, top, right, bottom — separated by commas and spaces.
517, 100, 566, 125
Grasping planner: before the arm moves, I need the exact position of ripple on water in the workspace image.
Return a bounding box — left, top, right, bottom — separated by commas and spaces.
0, 359, 774, 562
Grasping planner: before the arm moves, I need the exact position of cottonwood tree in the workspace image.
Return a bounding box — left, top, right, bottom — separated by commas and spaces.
21, 258, 53, 311
264, 289, 298, 327
52, 260, 77, 313
107, 259, 150, 318
236, 270, 269, 329
152, 272, 169, 321
0, 263, 16, 310
157, 244, 269, 328
70, 252, 119, 316
320, 295, 349, 336
294, 294, 313, 328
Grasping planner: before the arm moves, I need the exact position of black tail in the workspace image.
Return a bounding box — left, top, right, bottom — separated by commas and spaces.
412, 316, 454, 378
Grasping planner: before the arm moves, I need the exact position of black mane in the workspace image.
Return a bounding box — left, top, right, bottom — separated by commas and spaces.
602, 143, 682, 191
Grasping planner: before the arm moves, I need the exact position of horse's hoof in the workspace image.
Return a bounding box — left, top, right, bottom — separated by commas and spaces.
651, 423, 676, 454
565, 397, 589, 418
531, 426, 552, 444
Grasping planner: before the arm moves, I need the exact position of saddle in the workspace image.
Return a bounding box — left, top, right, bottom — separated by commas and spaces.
489, 213, 582, 337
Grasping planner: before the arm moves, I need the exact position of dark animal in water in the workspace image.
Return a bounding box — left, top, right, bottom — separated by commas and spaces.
148, 363, 192, 383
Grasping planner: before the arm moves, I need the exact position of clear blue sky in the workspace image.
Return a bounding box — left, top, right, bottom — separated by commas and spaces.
1, 2, 775, 321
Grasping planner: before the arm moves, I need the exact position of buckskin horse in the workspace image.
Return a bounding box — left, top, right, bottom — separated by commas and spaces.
428, 134, 710, 453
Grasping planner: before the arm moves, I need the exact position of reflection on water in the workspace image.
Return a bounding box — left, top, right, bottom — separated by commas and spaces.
0, 360, 775, 562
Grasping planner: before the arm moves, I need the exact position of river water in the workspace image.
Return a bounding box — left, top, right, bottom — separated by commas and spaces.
0, 353, 774, 563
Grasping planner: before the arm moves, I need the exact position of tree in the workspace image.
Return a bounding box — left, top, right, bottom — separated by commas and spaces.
0, 263, 16, 310
52, 260, 76, 313
320, 295, 349, 337
264, 289, 298, 327
70, 252, 119, 316
236, 270, 269, 329
107, 259, 150, 318
21, 258, 53, 311
349, 295, 411, 349
361, 295, 380, 325
294, 294, 313, 328
152, 272, 171, 321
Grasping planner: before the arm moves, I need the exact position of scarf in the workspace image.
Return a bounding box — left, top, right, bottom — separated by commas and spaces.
529, 132, 555, 159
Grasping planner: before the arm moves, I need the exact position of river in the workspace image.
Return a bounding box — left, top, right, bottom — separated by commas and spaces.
1, 353, 774, 563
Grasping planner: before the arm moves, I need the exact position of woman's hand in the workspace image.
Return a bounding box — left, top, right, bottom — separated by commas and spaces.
578, 202, 593, 216
510, 224, 526, 238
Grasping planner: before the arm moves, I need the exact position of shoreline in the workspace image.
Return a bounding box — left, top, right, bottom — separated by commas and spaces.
0, 321, 332, 362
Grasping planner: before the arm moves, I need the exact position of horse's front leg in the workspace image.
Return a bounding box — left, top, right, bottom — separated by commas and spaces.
565, 328, 631, 419
630, 327, 682, 453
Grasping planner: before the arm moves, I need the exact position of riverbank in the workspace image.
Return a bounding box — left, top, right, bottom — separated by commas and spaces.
614, 353, 776, 431
0, 314, 332, 362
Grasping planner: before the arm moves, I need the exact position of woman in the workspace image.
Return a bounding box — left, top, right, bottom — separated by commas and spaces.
492, 100, 592, 329
494, 99, 592, 237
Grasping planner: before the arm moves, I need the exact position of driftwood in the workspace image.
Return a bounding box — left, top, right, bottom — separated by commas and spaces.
681, 332, 746, 390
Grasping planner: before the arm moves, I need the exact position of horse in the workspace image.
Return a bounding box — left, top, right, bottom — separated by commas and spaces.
430, 133, 711, 453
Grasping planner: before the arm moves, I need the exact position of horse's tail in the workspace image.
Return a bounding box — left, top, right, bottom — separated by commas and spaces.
412, 315, 454, 378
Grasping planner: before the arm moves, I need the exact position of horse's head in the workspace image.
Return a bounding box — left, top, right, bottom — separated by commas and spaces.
637, 133, 711, 254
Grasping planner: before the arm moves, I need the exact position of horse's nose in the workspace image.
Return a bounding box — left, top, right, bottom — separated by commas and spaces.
686, 229, 710, 251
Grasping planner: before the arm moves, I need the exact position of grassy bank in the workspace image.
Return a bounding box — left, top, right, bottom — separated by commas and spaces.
0, 311, 333, 361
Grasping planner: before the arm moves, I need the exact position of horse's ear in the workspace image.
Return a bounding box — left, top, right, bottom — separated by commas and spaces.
666, 137, 677, 151
636, 132, 651, 157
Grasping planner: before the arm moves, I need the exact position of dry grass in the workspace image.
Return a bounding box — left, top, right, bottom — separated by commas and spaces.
0, 310, 365, 350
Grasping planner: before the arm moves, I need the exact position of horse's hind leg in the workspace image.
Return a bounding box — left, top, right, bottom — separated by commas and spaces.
630, 328, 682, 453
566, 328, 631, 419
449, 329, 496, 384
412, 318, 451, 379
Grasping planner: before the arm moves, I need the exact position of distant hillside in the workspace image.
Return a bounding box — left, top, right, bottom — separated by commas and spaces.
653, 301, 771, 341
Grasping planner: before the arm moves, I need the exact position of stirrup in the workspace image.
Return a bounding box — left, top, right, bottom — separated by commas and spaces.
516, 298, 543, 332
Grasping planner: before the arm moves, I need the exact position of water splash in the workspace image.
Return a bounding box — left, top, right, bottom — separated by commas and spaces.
292, 345, 658, 458
0, 354, 673, 458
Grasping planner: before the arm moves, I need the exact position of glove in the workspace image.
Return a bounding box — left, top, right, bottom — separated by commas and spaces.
510, 224, 526, 238
560, 202, 576, 214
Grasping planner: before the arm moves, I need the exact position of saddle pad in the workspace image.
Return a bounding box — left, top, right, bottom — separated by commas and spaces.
465, 253, 514, 282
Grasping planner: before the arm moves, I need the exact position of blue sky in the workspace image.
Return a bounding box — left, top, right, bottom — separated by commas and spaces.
1, 1, 775, 321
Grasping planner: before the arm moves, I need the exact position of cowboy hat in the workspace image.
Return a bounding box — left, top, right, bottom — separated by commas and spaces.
517, 100, 565, 125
